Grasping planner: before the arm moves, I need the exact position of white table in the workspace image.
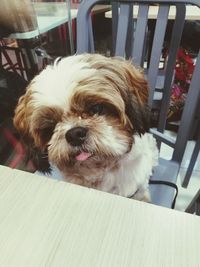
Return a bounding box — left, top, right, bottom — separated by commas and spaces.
0, 165, 200, 267
105, 5, 200, 20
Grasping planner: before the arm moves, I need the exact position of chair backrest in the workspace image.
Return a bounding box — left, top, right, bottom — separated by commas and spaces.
76, 0, 200, 167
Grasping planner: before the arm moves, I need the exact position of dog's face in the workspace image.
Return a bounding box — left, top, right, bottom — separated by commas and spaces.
14, 54, 149, 173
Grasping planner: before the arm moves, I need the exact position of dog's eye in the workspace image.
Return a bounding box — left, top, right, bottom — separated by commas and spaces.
88, 104, 104, 115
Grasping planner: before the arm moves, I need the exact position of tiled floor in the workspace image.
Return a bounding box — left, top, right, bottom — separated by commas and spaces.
160, 138, 200, 212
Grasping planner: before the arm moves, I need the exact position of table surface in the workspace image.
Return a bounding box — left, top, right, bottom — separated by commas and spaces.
105, 5, 200, 20
0, 165, 200, 267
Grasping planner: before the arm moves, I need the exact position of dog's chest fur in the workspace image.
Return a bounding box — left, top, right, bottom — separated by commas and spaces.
61, 133, 158, 199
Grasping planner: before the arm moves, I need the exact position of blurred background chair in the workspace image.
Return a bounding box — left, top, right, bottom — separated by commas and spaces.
76, 0, 200, 209
0, 0, 75, 80
0, 39, 27, 79
33, 0, 76, 57
0, 0, 76, 173
0, 0, 38, 80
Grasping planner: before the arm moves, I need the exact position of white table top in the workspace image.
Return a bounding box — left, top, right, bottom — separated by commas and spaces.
9, 9, 77, 40
105, 5, 200, 20
0, 165, 200, 267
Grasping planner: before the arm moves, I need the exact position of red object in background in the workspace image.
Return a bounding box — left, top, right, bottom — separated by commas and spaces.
168, 48, 195, 121
175, 48, 195, 89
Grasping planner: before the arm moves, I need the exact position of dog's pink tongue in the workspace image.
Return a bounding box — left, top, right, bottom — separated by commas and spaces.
76, 152, 91, 161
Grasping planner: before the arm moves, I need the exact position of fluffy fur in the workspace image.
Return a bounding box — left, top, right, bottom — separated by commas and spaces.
14, 54, 158, 201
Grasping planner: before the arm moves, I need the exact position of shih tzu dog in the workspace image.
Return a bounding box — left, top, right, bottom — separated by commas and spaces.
14, 54, 158, 201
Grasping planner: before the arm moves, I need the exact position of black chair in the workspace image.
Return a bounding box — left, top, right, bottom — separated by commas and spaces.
76, 0, 200, 208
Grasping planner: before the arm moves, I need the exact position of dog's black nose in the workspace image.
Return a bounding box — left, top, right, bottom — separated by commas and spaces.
65, 127, 87, 146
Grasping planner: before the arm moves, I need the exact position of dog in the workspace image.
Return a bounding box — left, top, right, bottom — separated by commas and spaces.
14, 54, 158, 201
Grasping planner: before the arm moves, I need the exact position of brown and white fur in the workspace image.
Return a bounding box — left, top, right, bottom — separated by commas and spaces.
14, 54, 158, 201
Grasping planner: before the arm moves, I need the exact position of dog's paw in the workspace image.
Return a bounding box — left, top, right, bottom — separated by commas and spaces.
132, 187, 151, 203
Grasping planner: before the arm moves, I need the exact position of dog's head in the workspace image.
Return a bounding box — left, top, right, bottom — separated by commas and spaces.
14, 54, 149, 172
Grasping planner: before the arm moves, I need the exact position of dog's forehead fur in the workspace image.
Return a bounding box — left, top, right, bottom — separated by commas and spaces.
30, 54, 147, 112
31, 54, 96, 109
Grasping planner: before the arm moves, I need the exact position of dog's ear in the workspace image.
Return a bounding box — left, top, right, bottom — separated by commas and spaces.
26, 145, 52, 174
13, 86, 33, 140
125, 92, 150, 135
120, 60, 150, 135
13, 86, 51, 173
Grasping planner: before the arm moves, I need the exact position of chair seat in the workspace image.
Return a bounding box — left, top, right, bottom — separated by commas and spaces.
149, 157, 179, 208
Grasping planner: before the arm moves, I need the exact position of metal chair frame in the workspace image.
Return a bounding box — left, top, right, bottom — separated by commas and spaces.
76, 0, 200, 208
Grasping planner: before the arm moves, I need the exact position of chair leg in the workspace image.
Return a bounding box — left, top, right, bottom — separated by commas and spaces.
181, 127, 200, 188
185, 189, 200, 215
0, 40, 28, 80
2, 49, 19, 74
195, 198, 200, 215
15, 50, 25, 79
